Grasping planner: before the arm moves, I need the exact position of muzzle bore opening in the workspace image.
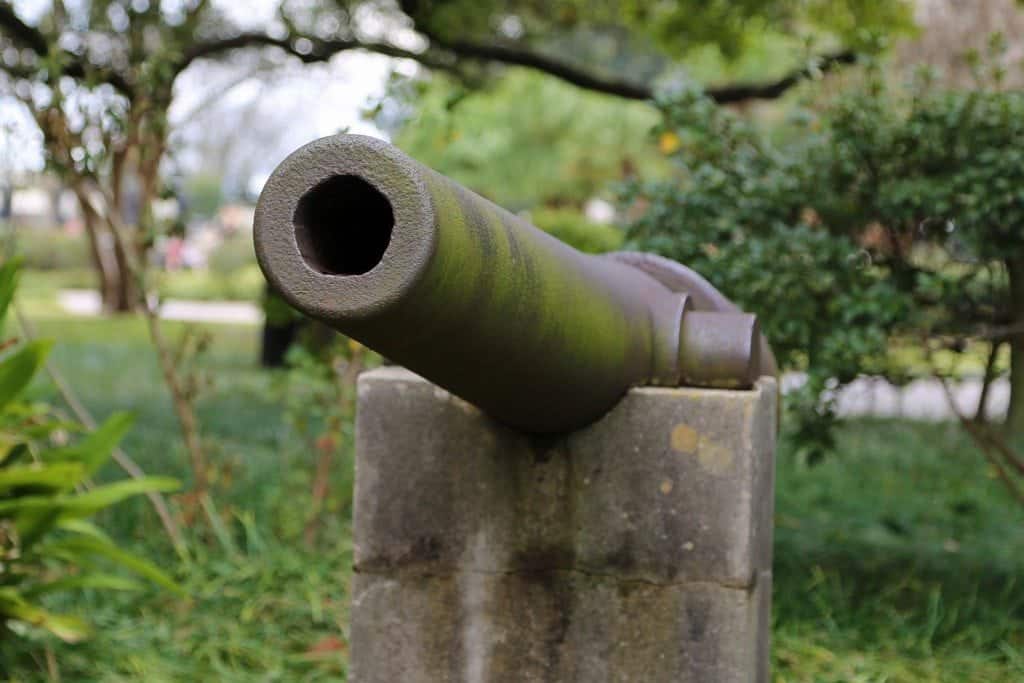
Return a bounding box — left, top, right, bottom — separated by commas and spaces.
293, 175, 394, 275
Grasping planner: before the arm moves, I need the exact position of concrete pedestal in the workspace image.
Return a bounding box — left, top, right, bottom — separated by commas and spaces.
351, 367, 777, 683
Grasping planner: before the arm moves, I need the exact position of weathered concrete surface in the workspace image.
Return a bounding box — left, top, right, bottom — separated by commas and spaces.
351, 367, 777, 683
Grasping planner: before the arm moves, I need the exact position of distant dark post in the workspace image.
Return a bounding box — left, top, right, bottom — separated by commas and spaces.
255, 134, 778, 682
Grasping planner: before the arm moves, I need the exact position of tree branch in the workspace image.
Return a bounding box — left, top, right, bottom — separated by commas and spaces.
706, 50, 858, 103
432, 36, 654, 99
175, 31, 459, 78
424, 32, 858, 103
180, 28, 859, 104
0, 4, 133, 95
0, 2, 49, 54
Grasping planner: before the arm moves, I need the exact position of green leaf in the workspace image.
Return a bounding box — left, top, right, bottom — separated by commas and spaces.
0, 476, 180, 517
12, 508, 63, 549
23, 573, 143, 598
0, 340, 53, 412
0, 462, 86, 494
0, 588, 91, 643
42, 411, 135, 477
0, 258, 20, 335
44, 535, 184, 594
58, 476, 180, 514
0, 432, 26, 465
57, 518, 114, 542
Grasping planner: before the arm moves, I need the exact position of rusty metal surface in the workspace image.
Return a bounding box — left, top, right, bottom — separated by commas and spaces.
254, 134, 772, 433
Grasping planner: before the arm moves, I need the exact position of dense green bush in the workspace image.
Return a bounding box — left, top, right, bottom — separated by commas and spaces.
624, 85, 908, 458
626, 50, 1024, 454
529, 207, 624, 254
0, 260, 179, 643
820, 58, 1024, 433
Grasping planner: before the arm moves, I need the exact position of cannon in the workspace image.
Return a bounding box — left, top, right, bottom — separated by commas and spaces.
254, 134, 774, 434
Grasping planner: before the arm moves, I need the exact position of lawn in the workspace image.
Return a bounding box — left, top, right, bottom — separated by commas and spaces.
2, 308, 1022, 682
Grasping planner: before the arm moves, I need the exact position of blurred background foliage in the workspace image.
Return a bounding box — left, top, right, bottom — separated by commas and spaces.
2, 0, 1024, 680
378, 70, 662, 210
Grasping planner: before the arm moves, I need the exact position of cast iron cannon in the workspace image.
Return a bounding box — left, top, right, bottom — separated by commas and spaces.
254, 134, 774, 433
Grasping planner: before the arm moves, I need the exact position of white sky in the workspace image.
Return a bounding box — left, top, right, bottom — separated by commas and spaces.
0, 0, 401, 189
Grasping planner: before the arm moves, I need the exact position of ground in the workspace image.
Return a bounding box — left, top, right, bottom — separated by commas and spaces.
1, 309, 1022, 682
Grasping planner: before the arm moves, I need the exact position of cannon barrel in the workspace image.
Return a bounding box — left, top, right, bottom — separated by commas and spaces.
254, 134, 771, 433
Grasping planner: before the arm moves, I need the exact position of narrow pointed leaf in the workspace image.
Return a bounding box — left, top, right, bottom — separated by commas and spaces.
42, 411, 135, 477
23, 574, 142, 598
0, 259, 20, 334
0, 462, 85, 494
44, 535, 184, 594
0, 340, 52, 411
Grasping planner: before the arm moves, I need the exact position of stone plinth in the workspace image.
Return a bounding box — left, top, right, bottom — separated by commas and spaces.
351, 367, 777, 683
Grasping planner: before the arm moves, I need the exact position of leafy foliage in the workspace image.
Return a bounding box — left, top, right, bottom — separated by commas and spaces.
624, 86, 909, 458
627, 46, 1024, 454
405, 0, 913, 61
0, 260, 179, 643
385, 70, 662, 209
817, 52, 1024, 435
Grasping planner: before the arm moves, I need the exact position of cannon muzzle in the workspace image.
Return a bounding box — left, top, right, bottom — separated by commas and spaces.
254, 134, 772, 433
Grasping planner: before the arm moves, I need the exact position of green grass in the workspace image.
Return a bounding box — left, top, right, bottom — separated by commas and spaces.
2, 307, 1023, 681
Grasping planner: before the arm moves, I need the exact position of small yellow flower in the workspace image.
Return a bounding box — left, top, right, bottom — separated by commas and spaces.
658, 131, 681, 155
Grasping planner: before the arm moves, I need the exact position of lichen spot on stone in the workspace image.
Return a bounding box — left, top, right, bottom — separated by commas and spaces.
660, 479, 674, 495
670, 423, 699, 454
671, 423, 734, 475
696, 435, 734, 475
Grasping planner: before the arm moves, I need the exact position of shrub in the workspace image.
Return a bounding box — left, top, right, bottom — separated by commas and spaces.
626, 48, 1024, 455
0, 259, 180, 643
623, 86, 909, 459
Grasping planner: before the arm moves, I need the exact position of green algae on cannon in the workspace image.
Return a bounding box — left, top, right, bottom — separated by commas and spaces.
253, 134, 774, 434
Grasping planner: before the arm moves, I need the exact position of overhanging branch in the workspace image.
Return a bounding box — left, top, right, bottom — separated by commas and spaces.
0, 3, 133, 94
435, 37, 858, 104
2, 0, 860, 107
0, 2, 48, 54
183, 29, 858, 105
177, 31, 464, 80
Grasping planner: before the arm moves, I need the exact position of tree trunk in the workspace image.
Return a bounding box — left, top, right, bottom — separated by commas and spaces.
975, 340, 1001, 423
1005, 258, 1024, 436
73, 187, 135, 313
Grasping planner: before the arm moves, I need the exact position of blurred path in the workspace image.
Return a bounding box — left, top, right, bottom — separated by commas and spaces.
53, 287, 1010, 420
58, 289, 262, 325
781, 373, 1009, 421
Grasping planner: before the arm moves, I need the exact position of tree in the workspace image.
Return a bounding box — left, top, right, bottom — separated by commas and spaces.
378, 69, 661, 210
626, 47, 1024, 471
820, 54, 1024, 436
0, 0, 912, 312
381, 0, 912, 100
0, 1, 281, 494
624, 85, 909, 460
